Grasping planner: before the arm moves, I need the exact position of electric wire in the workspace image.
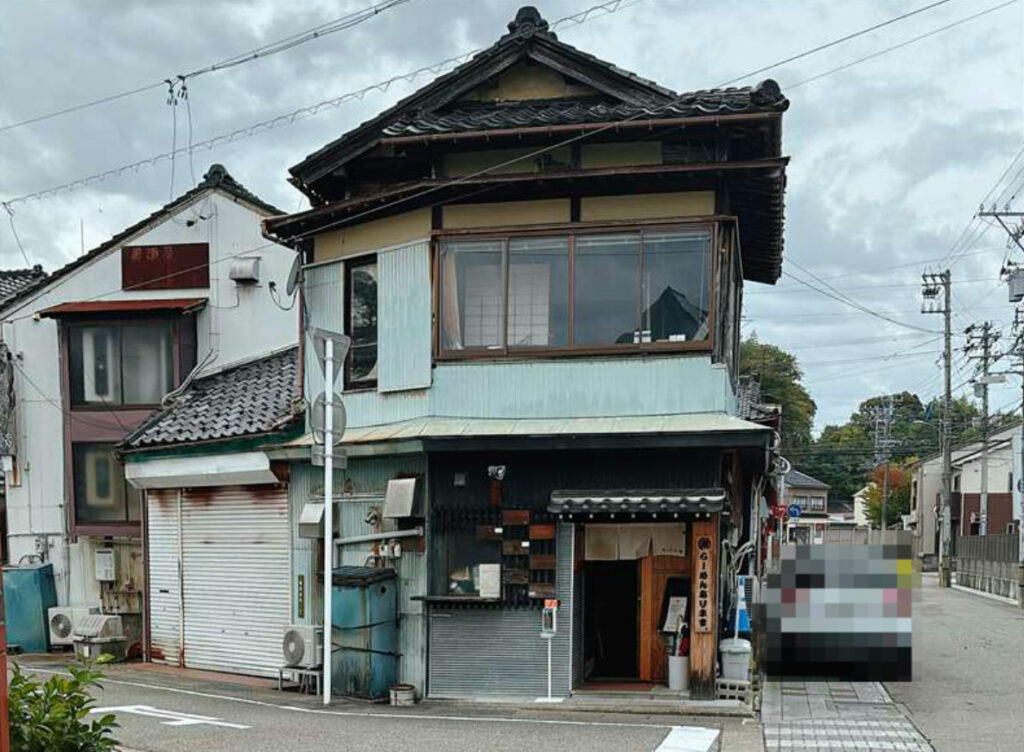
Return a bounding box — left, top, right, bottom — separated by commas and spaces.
0, 0, 418, 134
0, 0, 968, 208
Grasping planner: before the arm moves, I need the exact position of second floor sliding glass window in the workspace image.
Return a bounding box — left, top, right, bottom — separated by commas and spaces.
69, 322, 174, 407
440, 228, 710, 353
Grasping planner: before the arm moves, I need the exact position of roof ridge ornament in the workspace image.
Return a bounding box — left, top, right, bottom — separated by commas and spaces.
507, 6, 553, 40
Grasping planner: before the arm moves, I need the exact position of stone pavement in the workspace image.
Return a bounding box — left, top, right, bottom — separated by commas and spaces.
762, 680, 933, 751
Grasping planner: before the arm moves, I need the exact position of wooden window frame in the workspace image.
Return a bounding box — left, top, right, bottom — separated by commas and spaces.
433, 217, 720, 361
343, 253, 379, 391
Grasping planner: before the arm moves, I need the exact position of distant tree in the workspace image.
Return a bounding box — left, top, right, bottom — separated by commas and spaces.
739, 335, 816, 448
864, 460, 914, 529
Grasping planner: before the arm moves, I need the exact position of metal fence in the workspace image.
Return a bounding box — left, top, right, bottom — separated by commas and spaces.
956, 534, 1020, 600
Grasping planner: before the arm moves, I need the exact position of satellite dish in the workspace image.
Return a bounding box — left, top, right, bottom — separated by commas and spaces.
285, 255, 303, 297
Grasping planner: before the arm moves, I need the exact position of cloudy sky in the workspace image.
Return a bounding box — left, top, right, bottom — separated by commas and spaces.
2, 0, 1023, 431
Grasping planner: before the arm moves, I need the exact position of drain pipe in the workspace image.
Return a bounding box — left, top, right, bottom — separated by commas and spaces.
334, 528, 423, 548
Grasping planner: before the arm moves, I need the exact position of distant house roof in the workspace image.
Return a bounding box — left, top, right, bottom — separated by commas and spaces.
121, 347, 299, 451
1, 165, 282, 315
785, 468, 830, 490
0, 266, 46, 305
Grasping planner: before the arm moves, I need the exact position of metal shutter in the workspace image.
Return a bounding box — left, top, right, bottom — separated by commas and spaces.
180, 486, 290, 678
147, 490, 182, 667
427, 522, 573, 698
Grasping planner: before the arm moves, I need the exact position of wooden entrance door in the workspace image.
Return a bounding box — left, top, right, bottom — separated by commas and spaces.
638, 555, 689, 682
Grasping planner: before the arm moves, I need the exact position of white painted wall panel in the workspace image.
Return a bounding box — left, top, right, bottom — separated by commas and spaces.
1, 188, 298, 609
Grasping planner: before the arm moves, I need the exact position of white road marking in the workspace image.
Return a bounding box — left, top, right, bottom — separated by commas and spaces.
24, 667, 682, 731
654, 725, 720, 752
91, 705, 250, 730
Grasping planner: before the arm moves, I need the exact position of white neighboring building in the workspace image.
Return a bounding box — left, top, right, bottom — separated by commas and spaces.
0, 165, 297, 637
853, 484, 872, 527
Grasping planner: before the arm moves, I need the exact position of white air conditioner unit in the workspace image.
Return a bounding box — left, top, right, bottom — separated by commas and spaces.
74, 614, 124, 640
282, 625, 323, 668
229, 257, 260, 284
48, 606, 100, 647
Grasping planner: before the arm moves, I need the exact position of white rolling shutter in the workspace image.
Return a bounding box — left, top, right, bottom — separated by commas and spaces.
180, 486, 290, 677
147, 490, 182, 667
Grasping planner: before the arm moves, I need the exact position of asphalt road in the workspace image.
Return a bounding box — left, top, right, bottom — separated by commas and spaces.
885, 574, 1024, 752
17, 664, 727, 752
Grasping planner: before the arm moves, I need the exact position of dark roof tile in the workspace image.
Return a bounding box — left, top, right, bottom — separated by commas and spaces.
122, 347, 299, 450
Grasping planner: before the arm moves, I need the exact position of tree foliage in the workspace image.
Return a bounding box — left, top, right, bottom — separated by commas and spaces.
863, 460, 915, 529
739, 335, 817, 447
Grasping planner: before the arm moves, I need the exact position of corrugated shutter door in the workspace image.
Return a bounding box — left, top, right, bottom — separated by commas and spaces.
181, 486, 290, 677
427, 523, 572, 698
147, 490, 181, 666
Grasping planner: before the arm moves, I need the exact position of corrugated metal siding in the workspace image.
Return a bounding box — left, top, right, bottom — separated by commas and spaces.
303, 260, 344, 404
378, 241, 432, 393
147, 490, 181, 666
179, 486, 290, 678
289, 456, 428, 694
427, 522, 573, 698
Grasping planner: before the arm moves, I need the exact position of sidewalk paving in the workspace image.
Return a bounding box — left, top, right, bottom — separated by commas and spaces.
762, 680, 934, 751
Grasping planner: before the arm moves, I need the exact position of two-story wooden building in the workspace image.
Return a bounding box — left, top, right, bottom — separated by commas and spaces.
264, 6, 788, 700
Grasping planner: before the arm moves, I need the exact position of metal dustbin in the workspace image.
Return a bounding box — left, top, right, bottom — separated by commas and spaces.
331, 566, 398, 700
719, 638, 752, 680
2, 563, 58, 652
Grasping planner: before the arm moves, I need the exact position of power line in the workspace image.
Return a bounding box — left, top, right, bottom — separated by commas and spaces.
3, 0, 971, 209
2, 204, 32, 266
0, 0, 643, 206
0, 0, 418, 134
785, 0, 1019, 90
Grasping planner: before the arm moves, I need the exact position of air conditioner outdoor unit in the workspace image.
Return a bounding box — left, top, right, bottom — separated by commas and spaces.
74, 614, 124, 640
282, 625, 323, 668
48, 606, 100, 647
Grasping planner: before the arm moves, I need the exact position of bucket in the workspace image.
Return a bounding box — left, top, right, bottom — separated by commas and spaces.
667, 656, 689, 691
719, 638, 751, 680
389, 684, 416, 706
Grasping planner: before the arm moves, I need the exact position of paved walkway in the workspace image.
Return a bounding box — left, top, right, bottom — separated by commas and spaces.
762, 680, 933, 751
885, 573, 1024, 752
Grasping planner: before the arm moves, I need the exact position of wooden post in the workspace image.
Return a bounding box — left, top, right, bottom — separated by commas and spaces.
689, 515, 719, 699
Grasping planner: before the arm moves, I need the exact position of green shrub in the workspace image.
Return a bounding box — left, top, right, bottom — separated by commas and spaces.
8, 660, 119, 752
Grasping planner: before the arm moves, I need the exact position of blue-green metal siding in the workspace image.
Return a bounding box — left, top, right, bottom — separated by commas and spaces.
378, 242, 432, 393
289, 456, 428, 695
341, 356, 735, 429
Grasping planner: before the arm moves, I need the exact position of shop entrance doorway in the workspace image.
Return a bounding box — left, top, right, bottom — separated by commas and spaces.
583, 560, 639, 679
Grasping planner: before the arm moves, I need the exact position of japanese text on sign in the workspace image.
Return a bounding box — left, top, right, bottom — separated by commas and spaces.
695, 535, 712, 633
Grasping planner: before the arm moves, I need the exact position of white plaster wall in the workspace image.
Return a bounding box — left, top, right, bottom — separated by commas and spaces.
1, 189, 298, 607
958, 445, 1013, 494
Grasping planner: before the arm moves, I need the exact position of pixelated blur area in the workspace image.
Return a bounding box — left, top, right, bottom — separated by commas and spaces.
758, 535, 920, 681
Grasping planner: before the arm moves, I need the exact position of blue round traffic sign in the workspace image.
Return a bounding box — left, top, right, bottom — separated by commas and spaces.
787, 504, 802, 518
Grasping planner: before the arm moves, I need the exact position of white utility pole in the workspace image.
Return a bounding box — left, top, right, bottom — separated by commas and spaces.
323, 337, 334, 705
965, 322, 1001, 536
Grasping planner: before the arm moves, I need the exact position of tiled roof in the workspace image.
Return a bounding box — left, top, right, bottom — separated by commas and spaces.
737, 377, 781, 423
0, 165, 282, 315
0, 265, 46, 304
384, 85, 788, 137
785, 468, 830, 490
122, 347, 299, 450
